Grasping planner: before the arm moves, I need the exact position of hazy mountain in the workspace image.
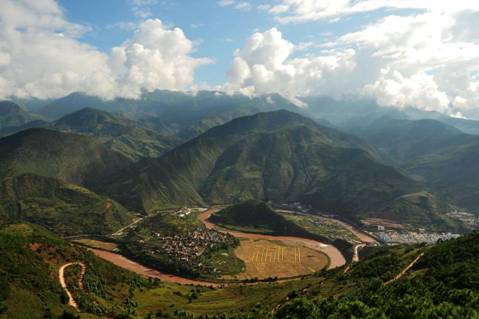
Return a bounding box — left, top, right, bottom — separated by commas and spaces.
52, 107, 180, 161
0, 128, 131, 187
351, 116, 479, 212
98, 110, 426, 225
0, 101, 42, 129
0, 174, 134, 235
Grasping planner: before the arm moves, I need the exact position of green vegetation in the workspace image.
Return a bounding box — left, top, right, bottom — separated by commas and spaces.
376, 191, 461, 231
210, 201, 329, 242
0, 223, 156, 318
0, 128, 130, 187
100, 111, 421, 225
0, 174, 135, 235
353, 116, 479, 213
52, 107, 180, 161
120, 211, 243, 279
0, 101, 41, 129
279, 212, 357, 242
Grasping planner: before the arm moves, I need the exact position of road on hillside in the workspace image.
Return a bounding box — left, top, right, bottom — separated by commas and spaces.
198, 208, 346, 269
59, 262, 86, 311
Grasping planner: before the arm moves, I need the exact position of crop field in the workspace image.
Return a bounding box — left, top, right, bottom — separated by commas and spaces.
225, 239, 328, 280
73, 238, 119, 251
279, 212, 358, 242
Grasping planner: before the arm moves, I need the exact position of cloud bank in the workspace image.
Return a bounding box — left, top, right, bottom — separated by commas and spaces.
226, 1, 479, 115
0, 0, 209, 100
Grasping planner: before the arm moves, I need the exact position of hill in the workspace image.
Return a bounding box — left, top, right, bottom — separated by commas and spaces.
271, 231, 479, 319
0, 128, 131, 187
52, 107, 180, 161
350, 117, 479, 212
0, 223, 154, 318
0, 174, 134, 235
210, 201, 328, 240
0, 101, 41, 129
98, 110, 426, 225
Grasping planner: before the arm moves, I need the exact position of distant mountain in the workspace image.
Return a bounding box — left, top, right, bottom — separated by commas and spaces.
351, 116, 479, 212
0, 128, 131, 187
0, 101, 41, 129
52, 107, 180, 161
0, 174, 134, 235
99, 110, 427, 226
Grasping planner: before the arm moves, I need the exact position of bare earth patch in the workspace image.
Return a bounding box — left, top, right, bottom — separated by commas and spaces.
224, 238, 329, 280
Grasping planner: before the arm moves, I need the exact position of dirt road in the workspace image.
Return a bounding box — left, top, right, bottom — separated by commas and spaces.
59, 262, 86, 311
385, 252, 424, 285
199, 209, 346, 269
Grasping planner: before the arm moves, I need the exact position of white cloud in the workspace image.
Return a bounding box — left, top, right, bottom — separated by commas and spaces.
0, 1, 210, 100
226, 28, 357, 100
111, 19, 212, 98
267, 0, 479, 24
217, 0, 252, 11
228, 3, 479, 116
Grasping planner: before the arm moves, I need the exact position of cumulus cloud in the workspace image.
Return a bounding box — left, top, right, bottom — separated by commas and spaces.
225, 28, 357, 103
228, 3, 479, 115
0, 0, 209, 100
217, 0, 252, 11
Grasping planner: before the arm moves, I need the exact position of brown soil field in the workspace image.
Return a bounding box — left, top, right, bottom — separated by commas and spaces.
225, 239, 329, 280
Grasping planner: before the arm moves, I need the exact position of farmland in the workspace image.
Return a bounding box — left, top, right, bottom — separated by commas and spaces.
224, 238, 329, 280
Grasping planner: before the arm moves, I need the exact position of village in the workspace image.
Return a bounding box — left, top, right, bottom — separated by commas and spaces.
149, 227, 238, 274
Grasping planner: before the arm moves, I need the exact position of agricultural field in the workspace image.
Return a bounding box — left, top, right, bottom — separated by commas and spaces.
225, 239, 329, 280
279, 212, 358, 242
73, 238, 119, 252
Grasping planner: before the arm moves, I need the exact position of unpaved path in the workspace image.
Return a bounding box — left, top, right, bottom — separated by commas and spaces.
59, 262, 86, 311
199, 209, 346, 269
112, 217, 144, 237
385, 252, 424, 285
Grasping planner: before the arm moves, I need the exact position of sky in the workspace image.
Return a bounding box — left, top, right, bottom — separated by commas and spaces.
0, 0, 479, 117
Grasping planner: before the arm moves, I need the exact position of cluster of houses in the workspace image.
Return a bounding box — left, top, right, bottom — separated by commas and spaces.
150, 228, 237, 272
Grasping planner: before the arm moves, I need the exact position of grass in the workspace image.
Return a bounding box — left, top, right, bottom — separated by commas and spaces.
279, 213, 358, 242
135, 278, 319, 317
74, 239, 119, 252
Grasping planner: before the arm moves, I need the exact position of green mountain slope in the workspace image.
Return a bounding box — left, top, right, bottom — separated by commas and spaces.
0, 223, 154, 318
52, 107, 180, 161
0, 128, 131, 187
210, 201, 327, 241
0, 174, 134, 235
272, 231, 479, 319
352, 117, 479, 212
99, 111, 420, 223
0, 101, 41, 129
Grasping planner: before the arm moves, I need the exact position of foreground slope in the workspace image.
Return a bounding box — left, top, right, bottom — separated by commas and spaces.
272, 231, 479, 319
0, 174, 134, 235
100, 111, 419, 222
0, 223, 155, 319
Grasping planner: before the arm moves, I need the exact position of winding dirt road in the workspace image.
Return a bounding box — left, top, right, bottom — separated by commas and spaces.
385, 252, 424, 285
59, 262, 86, 311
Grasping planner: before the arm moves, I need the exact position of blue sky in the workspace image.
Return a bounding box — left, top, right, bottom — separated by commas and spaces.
57, 0, 384, 86
1, 1, 478, 117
